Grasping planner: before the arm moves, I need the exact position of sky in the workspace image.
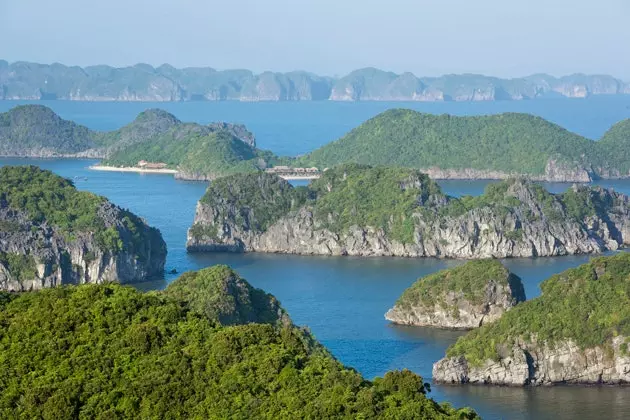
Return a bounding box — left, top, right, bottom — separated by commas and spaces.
1, 0, 629, 79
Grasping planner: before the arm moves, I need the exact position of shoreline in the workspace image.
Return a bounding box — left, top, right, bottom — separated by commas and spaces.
89, 165, 320, 180
278, 175, 320, 180
89, 165, 178, 174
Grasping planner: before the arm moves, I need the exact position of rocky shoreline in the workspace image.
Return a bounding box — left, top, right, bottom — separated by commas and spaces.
433, 336, 630, 386
0, 167, 167, 291
187, 170, 630, 259
385, 261, 526, 329
431, 253, 630, 387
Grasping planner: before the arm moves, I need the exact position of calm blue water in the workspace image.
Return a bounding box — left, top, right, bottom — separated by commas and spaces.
2, 97, 630, 419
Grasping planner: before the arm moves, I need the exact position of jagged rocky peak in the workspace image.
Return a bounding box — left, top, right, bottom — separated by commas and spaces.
163, 264, 291, 326
207, 121, 256, 147
125, 108, 256, 147
433, 252, 630, 386
0, 166, 166, 291
385, 260, 525, 329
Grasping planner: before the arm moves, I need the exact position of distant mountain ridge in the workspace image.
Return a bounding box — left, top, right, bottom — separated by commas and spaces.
1, 60, 628, 102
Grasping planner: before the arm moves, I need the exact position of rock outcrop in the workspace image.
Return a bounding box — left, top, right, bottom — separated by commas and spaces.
187, 167, 630, 259
0, 167, 166, 291
433, 253, 630, 386
420, 158, 593, 183
433, 336, 630, 386
384, 260, 525, 329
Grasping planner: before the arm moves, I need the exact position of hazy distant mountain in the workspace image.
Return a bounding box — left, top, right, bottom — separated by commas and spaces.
0, 60, 628, 102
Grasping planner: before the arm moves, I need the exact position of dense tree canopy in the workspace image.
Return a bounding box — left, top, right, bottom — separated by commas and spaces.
0, 265, 478, 419
298, 109, 606, 176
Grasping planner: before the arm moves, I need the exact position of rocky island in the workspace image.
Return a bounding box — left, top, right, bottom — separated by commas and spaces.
186, 164, 630, 258
1, 59, 628, 102
0, 264, 478, 418
385, 260, 526, 329
0, 166, 166, 291
433, 252, 630, 386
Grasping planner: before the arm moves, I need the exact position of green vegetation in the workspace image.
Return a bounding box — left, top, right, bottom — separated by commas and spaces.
0, 105, 94, 155
4, 103, 630, 181
163, 265, 289, 326
103, 130, 275, 178
597, 119, 630, 174
200, 165, 624, 246
0, 105, 285, 180
309, 164, 443, 243
200, 172, 310, 232
446, 253, 630, 367
0, 252, 37, 283
396, 260, 525, 309
298, 109, 600, 176
0, 165, 106, 232
0, 166, 150, 254
0, 265, 478, 419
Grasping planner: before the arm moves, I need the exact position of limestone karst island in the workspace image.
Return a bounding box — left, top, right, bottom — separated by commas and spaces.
2, 1, 630, 418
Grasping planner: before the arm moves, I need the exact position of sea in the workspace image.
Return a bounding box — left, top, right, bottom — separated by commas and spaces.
2, 96, 630, 419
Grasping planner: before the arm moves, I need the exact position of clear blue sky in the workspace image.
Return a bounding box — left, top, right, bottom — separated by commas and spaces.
1, 0, 629, 79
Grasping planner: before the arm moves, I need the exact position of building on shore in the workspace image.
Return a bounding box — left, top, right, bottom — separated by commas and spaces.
265, 166, 320, 175
137, 160, 169, 170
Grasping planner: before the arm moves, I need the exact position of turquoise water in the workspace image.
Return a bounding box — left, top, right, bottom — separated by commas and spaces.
2, 97, 630, 419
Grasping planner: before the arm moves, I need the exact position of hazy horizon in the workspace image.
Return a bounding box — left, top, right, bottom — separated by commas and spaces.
2, 0, 629, 79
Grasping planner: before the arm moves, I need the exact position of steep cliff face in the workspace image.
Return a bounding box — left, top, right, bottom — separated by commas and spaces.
0, 167, 166, 291
0, 202, 166, 291
384, 260, 525, 329
433, 253, 630, 386
433, 336, 630, 386
186, 166, 630, 258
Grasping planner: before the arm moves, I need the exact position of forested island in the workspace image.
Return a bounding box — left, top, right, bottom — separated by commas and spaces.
0, 166, 166, 291
0, 105, 281, 180
186, 164, 630, 258
0, 264, 478, 418
3, 105, 630, 182
385, 260, 526, 329
433, 252, 630, 386
299, 109, 630, 182
1, 60, 628, 101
